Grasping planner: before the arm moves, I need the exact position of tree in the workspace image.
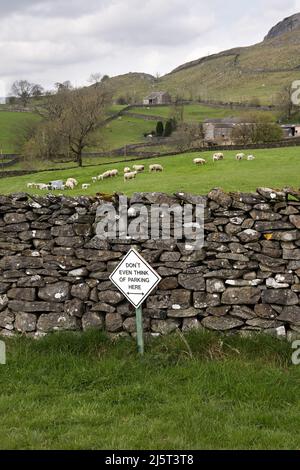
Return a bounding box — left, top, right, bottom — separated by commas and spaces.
277, 85, 295, 121
88, 73, 102, 86
174, 123, 204, 152
27, 84, 111, 167
232, 113, 283, 144
156, 121, 164, 137
169, 102, 184, 124
164, 120, 173, 137
54, 81, 73, 92
10, 80, 44, 107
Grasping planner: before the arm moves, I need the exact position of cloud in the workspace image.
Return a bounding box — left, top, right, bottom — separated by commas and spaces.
0, 0, 299, 92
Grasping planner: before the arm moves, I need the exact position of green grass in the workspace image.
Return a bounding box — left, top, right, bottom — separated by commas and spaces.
0, 330, 299, 450
1, 147, 299, 196
92, 116, 156, 151
128, 105, 277, 122
0, 111, 40, 153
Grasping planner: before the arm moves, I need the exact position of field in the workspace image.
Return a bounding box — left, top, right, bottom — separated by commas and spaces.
0, 111, 40, 153
0, 330, 299, 450
128, 104, 278, 122
98, 116, 156, 150
1, 147, 299, 196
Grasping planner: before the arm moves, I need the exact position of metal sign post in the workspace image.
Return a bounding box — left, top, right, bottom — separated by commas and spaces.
135, 306, 144, 355
109, 248, 161, 355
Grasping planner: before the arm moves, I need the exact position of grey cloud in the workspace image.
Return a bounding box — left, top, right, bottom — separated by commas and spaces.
0, 0, 299, 91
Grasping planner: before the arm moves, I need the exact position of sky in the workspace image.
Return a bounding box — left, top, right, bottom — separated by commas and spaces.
1, 0, 300, 95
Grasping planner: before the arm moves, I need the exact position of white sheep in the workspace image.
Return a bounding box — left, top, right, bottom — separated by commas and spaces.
132, 165, 145, 173
102, 171, 112, 179
37, 183, 49, 190
236, 153, 245, 161
124, 171, 137, 182
124, 167, 131, 174
193, 158, 206, 165
82, 183, 91, 190
65, 181, 75, 190
109, 169, 119, 177
247, 155, 255, 161
213, 153, 224, 161
149, 164, 163, 172
27, 183, 34, 188
66, 178, 78, 186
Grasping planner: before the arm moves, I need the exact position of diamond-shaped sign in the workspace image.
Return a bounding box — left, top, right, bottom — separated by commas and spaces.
109, 248, 161, 309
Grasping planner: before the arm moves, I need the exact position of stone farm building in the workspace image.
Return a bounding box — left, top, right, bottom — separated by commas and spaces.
203, 118, 242, 144
143, 91, 172, 105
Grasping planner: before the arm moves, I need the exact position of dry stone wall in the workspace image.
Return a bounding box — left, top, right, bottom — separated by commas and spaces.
0, 188, 300, 340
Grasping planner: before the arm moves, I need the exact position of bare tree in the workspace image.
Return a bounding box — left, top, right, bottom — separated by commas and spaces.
277, 85, 295, 120
54, 81, 73, 92
28, 84, 111, 167
232, 113, 283, 144
10, 80, 44, 107
88, 73, 102, 86
174, 123, 204, 152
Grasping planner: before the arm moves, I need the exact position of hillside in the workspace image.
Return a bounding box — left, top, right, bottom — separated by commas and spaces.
107, 13, 300, 106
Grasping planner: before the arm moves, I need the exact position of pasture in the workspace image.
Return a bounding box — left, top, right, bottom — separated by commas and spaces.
0, 111, 40, 153
1, 147, 299, 196
128, 104, 278, 122
0, 330, 299, 450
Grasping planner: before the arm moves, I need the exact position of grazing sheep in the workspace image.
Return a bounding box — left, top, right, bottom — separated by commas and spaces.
149, 164, 163, 172
236, 153, 245, 161
109, 169, 119, 177
37, 183, 50, 190
66, 178, 78, 186
213, 153, 224, 161
65, 181, 75, 190
91, 177, 98, 183
247, 155, 255, 161
124, 167, 131, 174
124, 171, 137, 182
132, 165, 145, 173
193, 158, 206, 165
102, 171, 112, 179
27, 183, 34, 188
82, 183, 91, 190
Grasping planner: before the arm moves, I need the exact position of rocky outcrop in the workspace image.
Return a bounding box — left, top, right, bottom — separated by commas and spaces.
0, 189, 299, 339
264, 13, 300, 41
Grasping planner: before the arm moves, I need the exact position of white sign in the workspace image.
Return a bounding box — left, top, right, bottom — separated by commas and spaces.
109, 248, 161, 309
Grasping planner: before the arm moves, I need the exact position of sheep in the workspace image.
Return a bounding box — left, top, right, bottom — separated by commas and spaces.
27, 183, 34, 189
37, 183, 49, 190
82, 183, 91, 190
109, 169, 119, 177
65, 181, 75, 190
149, 164, 163, 172
66, 178, 78, 186
98, 174, 104, 181
247, 155, 255, 161
102, 171, 112, 179
124, 167, 131, 174
213, 153, 224, 161
193, 158, 206, 165
124, 171, 137, 182
132, 165, 145, 173
236, 153, 245, 161
91, 177, 98, 183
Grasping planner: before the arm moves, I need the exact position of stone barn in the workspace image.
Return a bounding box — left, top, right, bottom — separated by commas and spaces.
143, 91, 172, 105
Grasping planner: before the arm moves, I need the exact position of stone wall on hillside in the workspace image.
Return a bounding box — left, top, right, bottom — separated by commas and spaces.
0, 188, 300, 341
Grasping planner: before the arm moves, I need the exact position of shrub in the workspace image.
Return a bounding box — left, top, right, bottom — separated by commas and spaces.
156, 121, 164, 137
